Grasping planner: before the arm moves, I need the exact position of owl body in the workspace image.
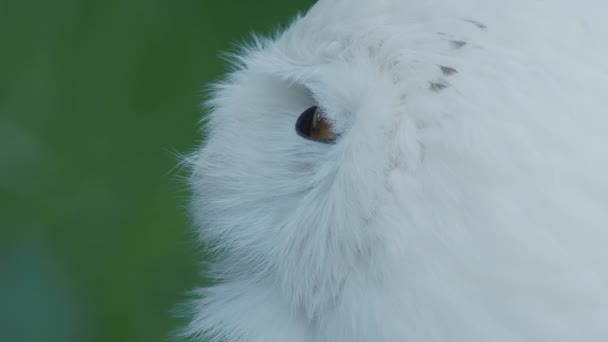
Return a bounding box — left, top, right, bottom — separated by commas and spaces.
184, 1, 608, 341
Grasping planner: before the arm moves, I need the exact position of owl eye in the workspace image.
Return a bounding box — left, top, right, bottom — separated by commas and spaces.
295, 106, 336, 143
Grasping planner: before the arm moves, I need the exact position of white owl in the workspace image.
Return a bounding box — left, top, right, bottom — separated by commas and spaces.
182, 0, 608, 341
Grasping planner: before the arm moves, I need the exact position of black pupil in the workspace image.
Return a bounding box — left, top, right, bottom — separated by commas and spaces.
295, 106, 318, 140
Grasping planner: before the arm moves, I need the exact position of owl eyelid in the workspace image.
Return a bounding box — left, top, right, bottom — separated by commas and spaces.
295, 106, 337, 144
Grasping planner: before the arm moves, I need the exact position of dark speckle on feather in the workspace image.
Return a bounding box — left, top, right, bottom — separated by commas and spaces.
429, 82, 448, 92
450, 40, 468, 49
439, 65, 458, 76
464, 19, 488, 30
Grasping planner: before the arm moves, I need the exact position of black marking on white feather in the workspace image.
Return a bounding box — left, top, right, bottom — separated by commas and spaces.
464, 19, 488, 30
450, 40, 468, 49
439, 65, 458, 76
429, 82, 448, 92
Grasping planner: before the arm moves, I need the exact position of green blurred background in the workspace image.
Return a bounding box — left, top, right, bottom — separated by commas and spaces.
0, 1, 314, 341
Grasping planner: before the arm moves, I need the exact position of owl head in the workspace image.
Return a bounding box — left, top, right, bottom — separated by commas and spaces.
184, 0, 608, 341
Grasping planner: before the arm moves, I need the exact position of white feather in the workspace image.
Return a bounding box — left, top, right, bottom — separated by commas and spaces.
183, 0, 608, 341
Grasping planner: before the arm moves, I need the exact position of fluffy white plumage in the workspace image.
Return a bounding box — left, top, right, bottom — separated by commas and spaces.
183, 0, 608, 341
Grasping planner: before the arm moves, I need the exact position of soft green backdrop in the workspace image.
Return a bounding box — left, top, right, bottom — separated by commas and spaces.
0, 1, 315, 341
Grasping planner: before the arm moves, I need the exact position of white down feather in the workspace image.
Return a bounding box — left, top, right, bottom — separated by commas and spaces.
183, 0, 608, 341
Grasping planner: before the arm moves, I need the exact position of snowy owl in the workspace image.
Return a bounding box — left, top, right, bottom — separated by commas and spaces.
182, 0, 608, 341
